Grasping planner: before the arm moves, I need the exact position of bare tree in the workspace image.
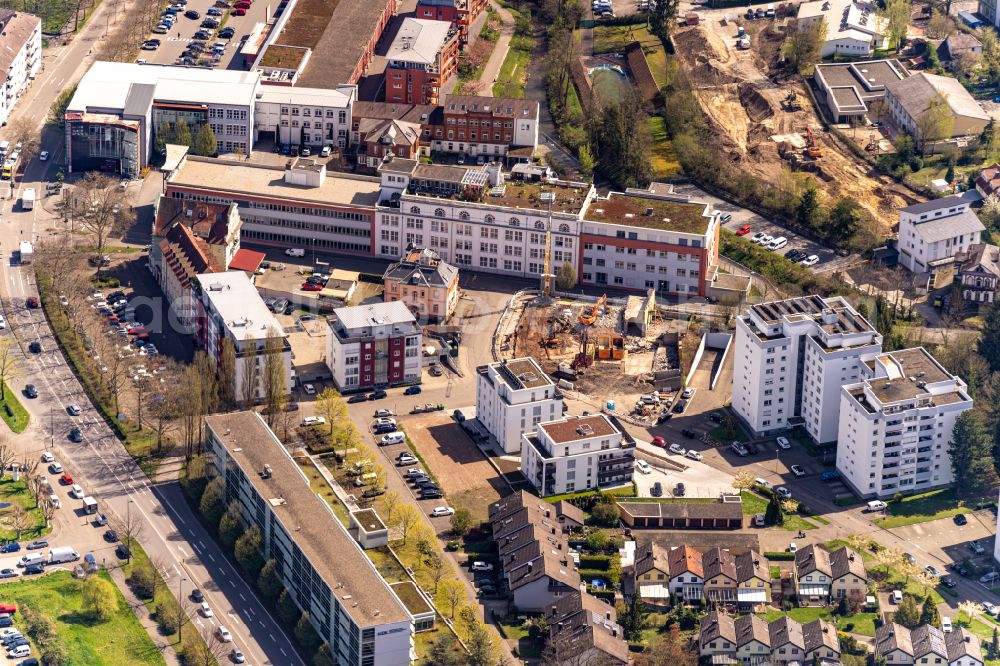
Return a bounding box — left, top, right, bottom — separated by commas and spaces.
7, 118, 39, 164
193, 352, 217, 448
218, 337, 237, 412
114, 504, 146, 564
185, 626, 232, 666
262, 327, 287, 426
74, 172, 134, 277
239, 350, 259, 411
0, 444, 14, 481
28, 475, 46, 509
4, 506, 31, 540
40, 494, 56, 528
0, 337, 19, 401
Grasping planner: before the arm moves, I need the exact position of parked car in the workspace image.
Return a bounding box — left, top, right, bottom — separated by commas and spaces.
404, 386, 422, 395
776, 436, 790, 449
348, 394, 368, 403
23, 385, 36, 399
635, 459, 651, 474
300, 416, 326, 427
369, 390, 388, 400
668, 443, 686, 456
735, 224, 751, 236
650, 436, 666, 448
674, 482, 686, 497
651, 482, 663, 497
775, 486, 791, 499
217, 626, 232, 642
431, 507, 455, 517
954, 513, 968, 525
471, 562, 494, 572
26, 540, 47, 550
820, 471, 840, 482
790, 465, 805, 477
69, 428, 83, 443
685, 450, 703, 461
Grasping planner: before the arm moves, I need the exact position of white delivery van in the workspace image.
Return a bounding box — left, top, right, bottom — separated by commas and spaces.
18, 553, 43, 567
379, 432, 405, 446
21, 187, 34, 211
48, 547, 80, 564
82, 497, 98, 514
767, 236, 788, 250
354, 472, 377, 487
891, 590, 903, 604
48, 494, 60, 509
285, 248, 306, 257
866, 500, 887, 512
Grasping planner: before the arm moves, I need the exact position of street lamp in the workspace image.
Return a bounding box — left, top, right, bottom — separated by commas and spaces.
177, 576, 187, 641
125, 499, 134, 564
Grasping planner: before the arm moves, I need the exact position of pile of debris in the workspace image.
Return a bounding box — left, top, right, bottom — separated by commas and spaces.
624, 336, 655, 353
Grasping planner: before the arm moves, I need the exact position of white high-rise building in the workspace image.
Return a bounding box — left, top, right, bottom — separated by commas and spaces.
837, 347, 971, 498
733, 296, 882, 443
521, 414, 634, 496
475, 357, 563, 454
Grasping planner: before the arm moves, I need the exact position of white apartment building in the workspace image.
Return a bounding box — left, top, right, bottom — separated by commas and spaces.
0, 11, 40, 127
797, 0, 888, 57
475, 357, 563, 454
204, 413, 415, 666
253, 84, 356, 149
194, 271, 292, 401
326, 301, 423, 392
521, 414, 634, 496
734, 296, 882, 443
898, 197, 985, 274
837, 347, 972, 498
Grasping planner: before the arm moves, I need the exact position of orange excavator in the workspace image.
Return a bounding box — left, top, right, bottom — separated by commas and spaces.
806, 127, 823, 159
579, 294, 607, 326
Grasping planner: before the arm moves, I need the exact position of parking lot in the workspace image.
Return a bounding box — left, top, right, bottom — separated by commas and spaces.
138, 0, 274, 69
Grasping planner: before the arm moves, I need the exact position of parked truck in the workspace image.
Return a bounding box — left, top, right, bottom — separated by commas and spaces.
48, 547, 79, 564
20, 187, 33, 210
82, 497, 97, 514
18, 241, 32, 264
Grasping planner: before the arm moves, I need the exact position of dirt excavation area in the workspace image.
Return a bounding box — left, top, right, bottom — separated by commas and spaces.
671, 22, 923, 229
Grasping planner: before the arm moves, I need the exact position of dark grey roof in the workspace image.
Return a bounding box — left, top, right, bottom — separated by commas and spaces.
899, 196, 967, 214
124, 83, 156, 118
946, 627, 984, 663
700, 612, 737, 647
769, 616, 804, 650
911, 624, 948, 659
382, 248, 458, 288
803, 619, 840, 655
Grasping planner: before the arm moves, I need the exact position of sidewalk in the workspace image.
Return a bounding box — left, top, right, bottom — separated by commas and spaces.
108, 565, 183, 666
477, 3, 515, 92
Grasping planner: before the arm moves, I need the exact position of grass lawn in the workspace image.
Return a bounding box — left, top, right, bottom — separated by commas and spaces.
493, 30, 533, 98
0, 477, 48, 542
295, 455, 350, 527
8, 570, 165, 666
874, 488, 967, 528
0, 384, 29, 433
822, 539, 874, 562
647, 116, 681, 178
758, 606, 877, 636
740, 492, 817, 531
497, 619, 542, 659
770, 565, 781, 580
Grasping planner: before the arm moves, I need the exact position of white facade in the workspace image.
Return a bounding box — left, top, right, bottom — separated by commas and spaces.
521, 414, 633, 496
253, 84, 356, 148
195, 271, 292, 401
797, 0, 888, 57
734, 296, 882, 442
836, 347, 972, 498
0, 12, 40, 127
898, 197, 985, 274
325, 301, 423, 392
475, 357, 562, 454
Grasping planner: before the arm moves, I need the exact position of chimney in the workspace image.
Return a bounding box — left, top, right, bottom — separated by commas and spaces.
848, 553, 855, 561
606, 611, 612, 620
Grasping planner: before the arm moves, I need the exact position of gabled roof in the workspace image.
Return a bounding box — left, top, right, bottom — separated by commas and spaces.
153, 197, 238, 244
803, 619, 841, 655
876, 622, 914, 656
959, 243, 1000, 278
829, 546, 866, 581
383, 247, 458, 288
506, 546, 580, 591
946, 627, 984, 663
547, 592, 629, 665
358, 117, 421, 148
769, 616, 804, 650
702, 548, 737, 582
552, 500, 584, 526
668, 544, 705, 579
795, 544, 832, 577
886, 72, 990, 124
734, 550, 769, 584
158, 223, 222, 287
734, 614, 770, 648
699, 611, 736, 647
911, 624, 948, 659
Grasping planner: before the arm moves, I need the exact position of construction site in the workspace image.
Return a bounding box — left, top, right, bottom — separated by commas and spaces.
671, 19, 924, 229
498, 291, 705, 421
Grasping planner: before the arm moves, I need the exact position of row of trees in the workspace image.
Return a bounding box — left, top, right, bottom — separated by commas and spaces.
154, 120, 218, 158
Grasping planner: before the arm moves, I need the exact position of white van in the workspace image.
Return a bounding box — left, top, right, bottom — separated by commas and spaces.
767, 236, 788, 250
48, 494, 60, 509
866, 500, 887, 512
353, 472, 377, 487
18, 553, 43, 568
284, 248, 306, 257
942, 616, 952, 633
891, 590, 903, 604
379, 432, 405, 446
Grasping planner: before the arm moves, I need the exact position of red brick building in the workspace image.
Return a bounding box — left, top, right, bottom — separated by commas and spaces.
415, 0, 490, 43
384, 18, 461, 105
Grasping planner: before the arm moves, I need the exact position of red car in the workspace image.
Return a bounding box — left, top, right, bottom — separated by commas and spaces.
302, 282, 322, 292
651, 436, 666, 448
25, 296, 39, 308
60, 473, 73, 485
233, 7, 246, 14
735, 225, 752, 236
0, 604, 16, 615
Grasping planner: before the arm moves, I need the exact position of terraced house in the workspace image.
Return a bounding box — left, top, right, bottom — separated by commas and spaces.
793, 544, 868, 606
876, 622, 984, 666
699, 611, 841, 665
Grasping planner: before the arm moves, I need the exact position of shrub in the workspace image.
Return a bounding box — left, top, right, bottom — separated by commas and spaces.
155, 600, 179, 634
590, 502, 620, 527
127, 563, 157, 599
764, 551, 795, 561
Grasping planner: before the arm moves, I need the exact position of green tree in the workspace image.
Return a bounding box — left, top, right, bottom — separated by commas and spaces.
82, 576, 119, 621
796, 185, 821, 231
894, 594, 921, 628
648, 0, 679, 38
782, 19, 827, 73
827, 198, 865, 245
262, 327, 288, 427
836, 595, 849, 616
555, 261, 577, 290
193, 124, 217, 156
617, 593, 649, 641
880, 0, 912, 52
949, 411, 1000, 498
428, 635, 462, 666
765, 494, 784, 526
155, 599, 179, 634
219, 502, 242, 551
466, 621, 496, 666
586, 530, 610, 552
920, 596, 942, 627
174, 118, 193, 148
219, 337, 237, 411
258, 559, 283, 602
587, 92, 653, 189
313, 643, 336, 666
234, 525, 264, 575
295, 613, 322, 652
199, 477, 225, 526
578, 144, 596, 180
590, 501, 619, 527
917, 93, 955, 153
450, 508, 473, 536
979, 303, 1000, 371
276, 588, 299, 627
127, 562, 157, 600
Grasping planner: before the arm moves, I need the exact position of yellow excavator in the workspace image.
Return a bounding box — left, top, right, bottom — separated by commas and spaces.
579, 294, 607, 326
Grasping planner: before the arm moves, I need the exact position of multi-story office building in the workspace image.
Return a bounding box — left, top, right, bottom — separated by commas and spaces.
253, 84, 356, 150
64, 62, 260, 177
521, 414, 634, 496
326, 301, 423, 392
733, 295, 882, 442
384, 19, 461, 105
204, 412, 414, 666
837, 347, 972, 498
475, 357, 563, 454
0, 10, 40, 127
194, 271, 292, 401
897, 197, 985, 275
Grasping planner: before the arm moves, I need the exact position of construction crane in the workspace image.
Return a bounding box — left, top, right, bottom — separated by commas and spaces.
579, 294, 607, 326
572, 328, 593, 370
805, 127, 823, 158
539, 191, 556, 297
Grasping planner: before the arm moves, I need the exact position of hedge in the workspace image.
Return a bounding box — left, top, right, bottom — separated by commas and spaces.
764, 551, 796, 561
580, 555, 612, 570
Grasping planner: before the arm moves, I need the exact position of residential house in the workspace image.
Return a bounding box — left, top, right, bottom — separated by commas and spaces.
796, 0, 888, 57
803, 620, 841, 663
947, 627, 985, 666
156, 223, 223, 329
382, 246, 459, 322
938, 32, 983, 67
975, 163, 1000, 198
384, 19, 461, 105
325, 301, 423, 392
702, 548, 738, 606
546, 592, 630, 666
667, 545, 705, 603
631, 543, 672, 604
897, 197, 984, 277
699, 612, 843, 665
551, 501, 584, 531
475, 357, 563, 454
829, 546, 868, 601
735, 614, 772, 664
876, 623, 948, 665
356, 118, 422, 171
0, 11, 40, 127
885, 73, 990, 149
698, 612, 737, 663
957, 243, 1000, 304
735, 550, 771, 611
793, 544, 833, 606
769, 617, 805, 665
